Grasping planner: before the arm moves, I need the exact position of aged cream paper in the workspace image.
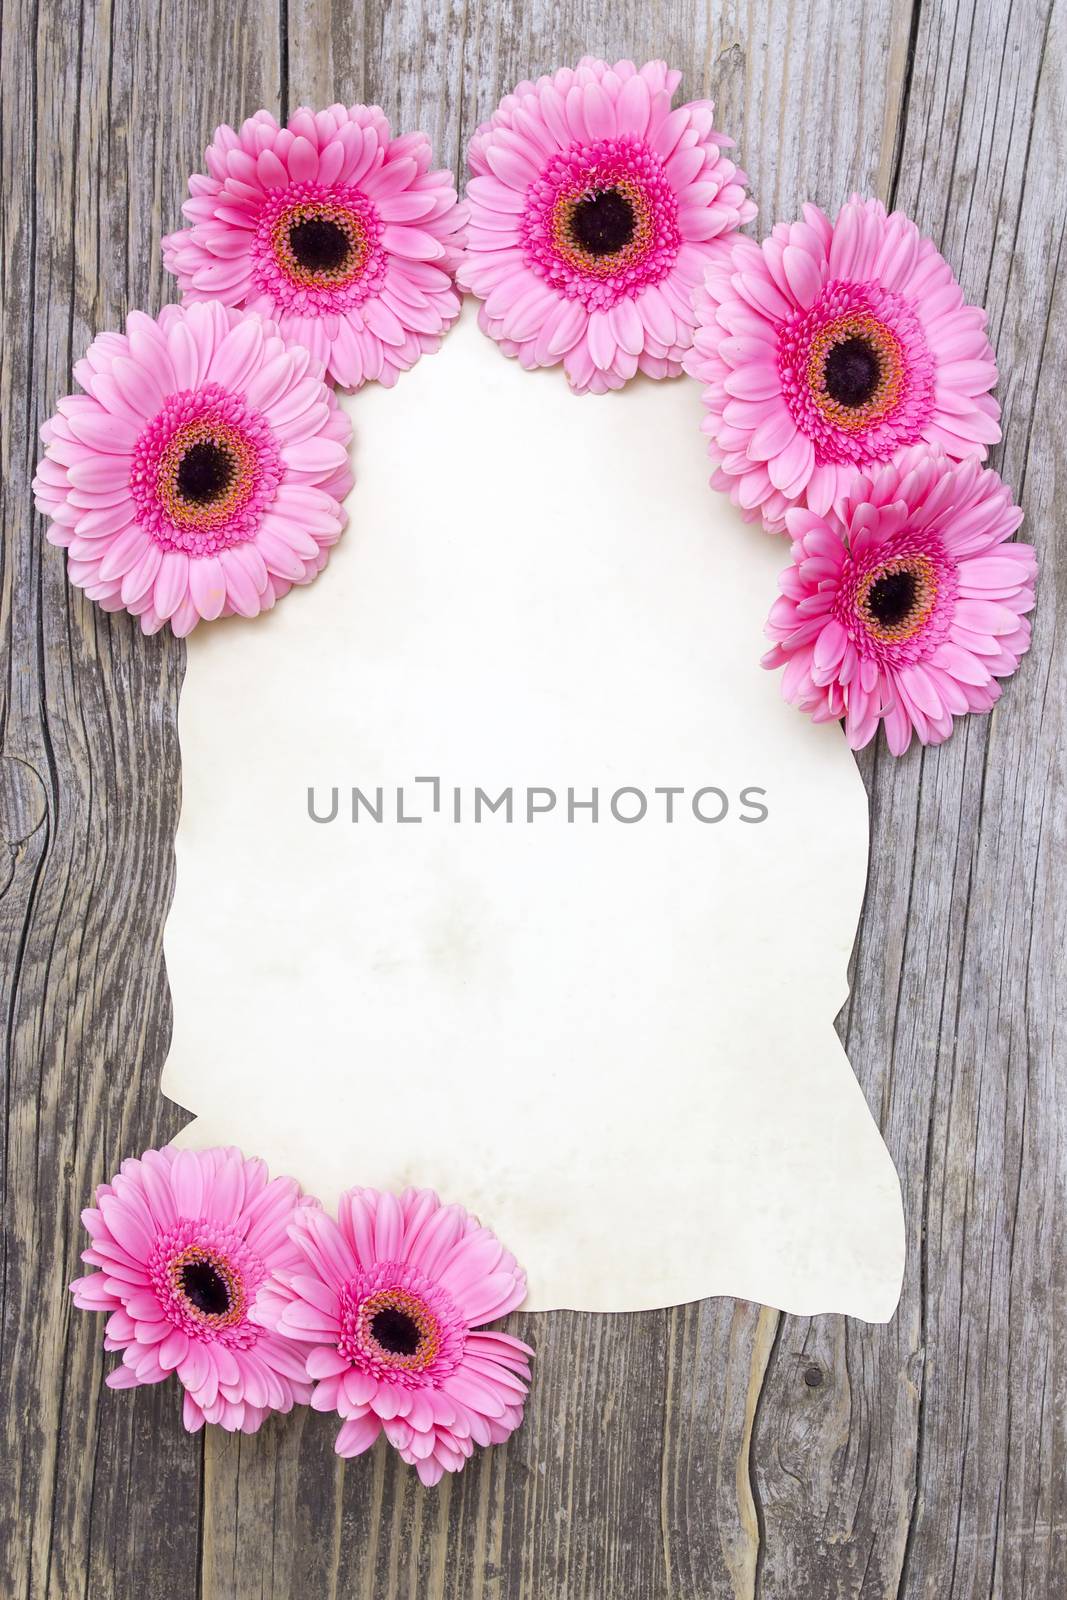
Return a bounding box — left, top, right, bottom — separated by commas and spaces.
164, 303, 904, 1319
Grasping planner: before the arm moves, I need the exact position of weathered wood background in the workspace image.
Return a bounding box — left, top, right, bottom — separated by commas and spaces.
2, 0, 1063, 1594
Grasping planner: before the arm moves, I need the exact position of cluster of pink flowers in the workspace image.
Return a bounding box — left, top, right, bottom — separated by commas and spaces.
33, 62, 1037, 745
33, 65, 750, 637
35, 101, 466, 637
71, 1146, 532, 1485
683, 193, 1036, 753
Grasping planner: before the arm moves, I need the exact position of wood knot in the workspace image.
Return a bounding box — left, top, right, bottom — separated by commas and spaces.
0, 755, 48, 847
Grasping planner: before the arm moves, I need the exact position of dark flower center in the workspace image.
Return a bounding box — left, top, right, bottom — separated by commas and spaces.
180, 1258, 232, 1318
824, 337, 882, 407
288, 216, 351, 275
866, 568, 918, 628
570, 188, 636, 257
176, 440, 235, 505
370, 1305, 422, 1356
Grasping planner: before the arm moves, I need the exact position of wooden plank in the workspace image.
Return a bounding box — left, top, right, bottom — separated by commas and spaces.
754, 1, 1066, 1595
0, 0, 280, 1595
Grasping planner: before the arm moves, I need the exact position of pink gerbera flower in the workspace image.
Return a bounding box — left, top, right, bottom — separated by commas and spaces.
162, 105, 466, 389
458, 57, 755, 394
33, 302, 352, 635
685, 196, 1001, 529
762, 447, 1036, 754
255, 1187, 532, 1485
70, 1146, 316, 1434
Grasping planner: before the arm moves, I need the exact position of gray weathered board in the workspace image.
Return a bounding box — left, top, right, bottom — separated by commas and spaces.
1, 1, 1063, 1595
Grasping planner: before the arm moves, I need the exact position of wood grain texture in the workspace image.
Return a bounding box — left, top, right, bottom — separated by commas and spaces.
0, 1, 1062, 1595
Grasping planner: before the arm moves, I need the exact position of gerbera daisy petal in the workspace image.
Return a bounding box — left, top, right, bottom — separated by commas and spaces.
763, 446, 1035, 753
259, 1187, 531, 1478
686, 196, 1001, 531
163, 106, 465, 390
458, 58, 754, 393
35, 304, 352, 634
70, 1146, 316, 1432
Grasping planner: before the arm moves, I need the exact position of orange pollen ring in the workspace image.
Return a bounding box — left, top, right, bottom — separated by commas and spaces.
551, 177, 653, 277
359, 1287, 441, 1371
808, 313, 905, 431
272, 202, 369, 287
169, 1245, 246, 1328
156, 418, 256, 530
857, 554, 939, 644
